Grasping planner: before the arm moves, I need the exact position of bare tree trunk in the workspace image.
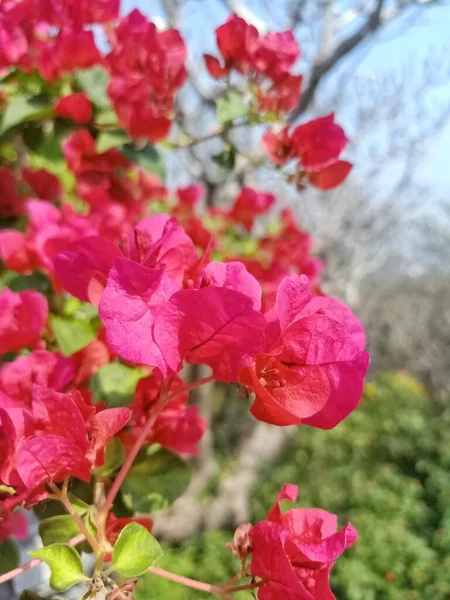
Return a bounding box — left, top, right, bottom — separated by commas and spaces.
206, 423, 296, 529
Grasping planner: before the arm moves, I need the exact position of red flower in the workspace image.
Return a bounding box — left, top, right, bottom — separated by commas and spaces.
22, 168, 62, 201
38, 29, 101, 81
214, 14, 258, 75
0, 350, 74, 405
204, 53, 230, 78
72, 337, 112, 386
228, 188, 276, 231
40, 0, 120, 28
0, 230, 37, 273
106, 10, 187, 142
292, 114, 348, 173
122, 371, 207, 457
0, 288, 48, 355
262, 127, 296, 166
239, 275, 369, 428
55, 93, 92, 124
0, 511, 28, 542
0, 386, 131, 503
250, 485, 357, 600
309, 161, 352, 190
207, 15, 302, 115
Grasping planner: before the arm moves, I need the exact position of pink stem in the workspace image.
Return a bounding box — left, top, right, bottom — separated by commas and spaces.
167, 375, 214, 402
97, 375, 214, 539
227, 581, 265, 593
148, 566, 233, 599
0, 533, 85, 585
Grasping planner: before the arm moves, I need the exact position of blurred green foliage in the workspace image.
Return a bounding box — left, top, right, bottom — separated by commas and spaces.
136, 372, 450, 599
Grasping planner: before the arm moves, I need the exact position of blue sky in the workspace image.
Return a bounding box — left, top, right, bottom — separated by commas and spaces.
122, 0, 450, 197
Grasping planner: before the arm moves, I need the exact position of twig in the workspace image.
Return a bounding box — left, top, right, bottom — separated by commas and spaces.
0, 534, 85, 585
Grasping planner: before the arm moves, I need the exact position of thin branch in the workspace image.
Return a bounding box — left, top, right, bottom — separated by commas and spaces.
0, 534, 85, 585
289, 0, 386, 120
148, 566, 233, 599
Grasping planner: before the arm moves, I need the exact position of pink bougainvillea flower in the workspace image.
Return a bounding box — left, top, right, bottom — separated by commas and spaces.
55, 215, 197, 303
0, 385, 130, 502
0, 288, 48, 355
262, 126, 296, 166
55, 236, 122, 304
154, 286, 266, 382
250, 485, 357, 600
0, 230, 37, 273
99, 260, 179, 375
292, 114, 348, 173
239, 275, 369, 428
21, 168, 62, 201
228, 188, 276, 231
24, 199, 96, 274
202, 261, 262, 311
55, 92, 92, 124
0, 510, 28, 542
0, 350, 74, 405
106, 9, 187, 142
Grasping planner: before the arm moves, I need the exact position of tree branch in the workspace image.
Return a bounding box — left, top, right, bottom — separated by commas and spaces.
289, 0, 386, 120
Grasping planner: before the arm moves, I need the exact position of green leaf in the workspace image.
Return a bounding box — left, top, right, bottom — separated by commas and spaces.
93, 437, 125, 476
0, 538, 19, 575
0, 94, 52, 135
111, 523, 163, 578
76, 66, 111, 108
91, 363, 146, 408
216, 91, 247, 124
0, 484, 15, 496
95, 108, 118, 127
28, 544, 88, 592
1, 271, 52, 297
51, 315, 96, 356
20, 591, 46, 600
96, 129, 130, 153
22, 123, 44, 152
122, 448, 191, 512
121, 144, 165, 180
212, 146, 236, 170
67, 493, 90, 517
39, 515, 81, 547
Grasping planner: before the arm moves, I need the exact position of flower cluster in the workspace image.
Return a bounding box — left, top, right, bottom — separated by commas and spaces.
263, 115, 352, 190
240, 484, 357, 600
0, 0, 113, 79
205, 14, 302, 114
0, 4, 368, 599
106, 9, 188, 142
